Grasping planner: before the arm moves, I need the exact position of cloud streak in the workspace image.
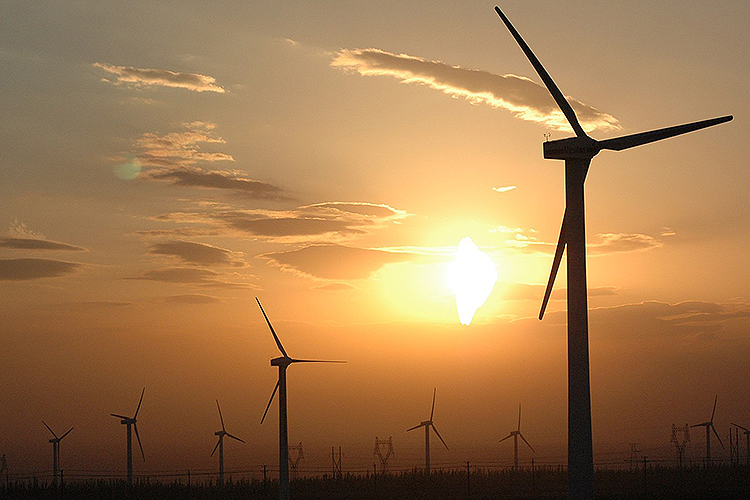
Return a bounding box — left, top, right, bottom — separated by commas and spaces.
0, 258, 80, 280
148, 241, 245, 267
94, 63, 225, 93
0, 237, 87, 251
331, 48, 619, 132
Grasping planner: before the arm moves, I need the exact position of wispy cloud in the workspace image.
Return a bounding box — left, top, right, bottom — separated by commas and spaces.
148, 201, 410, 243
260, 244, 415, 280
0, 237, 87, 251
588, 233, 663, 255
0, 258, 80, 280
147, 241, 245, 267
492, 185, 517, 193
331, 48, 620, 133
94, 63, 225, 93
165, 294, 221, 304
148, 167, 286, 200
132, 267, 250, 288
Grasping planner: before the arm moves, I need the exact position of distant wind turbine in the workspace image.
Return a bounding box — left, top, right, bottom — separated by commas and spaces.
211, 400, 245, 487
493, 5, 732, 498
730, 422, 750, 466
110, 387, 145, 485
256, 297, 345, 500
407, 388, 449, 475
499, 404, 534, 471
42, 421, 73, 487
691, 395, 724, 465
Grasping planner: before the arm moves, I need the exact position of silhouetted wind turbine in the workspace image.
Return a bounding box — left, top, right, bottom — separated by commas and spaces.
493, 6, 732, 498
110, 387, 145, 485
407, 388, 449, 475
211, 400, 245, 487
731, 422, 750, 466
256, 297, 345, 500
691, 395, 724, 465
42, 421, 73, 487
499, 404, 534, 471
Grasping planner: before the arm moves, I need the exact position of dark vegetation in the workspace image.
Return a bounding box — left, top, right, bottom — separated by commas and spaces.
1, 464, 748, 499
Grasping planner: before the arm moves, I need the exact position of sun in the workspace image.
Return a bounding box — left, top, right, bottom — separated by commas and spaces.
447, 237, 498, 325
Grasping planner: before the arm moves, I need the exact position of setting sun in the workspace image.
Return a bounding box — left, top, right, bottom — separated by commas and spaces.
447, 237, 498, 325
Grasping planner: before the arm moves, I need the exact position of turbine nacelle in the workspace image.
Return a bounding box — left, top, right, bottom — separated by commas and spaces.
271, 356, 293, 367
543, 136, 599, 160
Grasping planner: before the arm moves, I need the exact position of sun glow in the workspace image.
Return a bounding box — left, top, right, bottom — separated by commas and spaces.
447, 237, 498, 325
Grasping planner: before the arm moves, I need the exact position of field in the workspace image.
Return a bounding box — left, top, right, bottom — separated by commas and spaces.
1, 463, 748, 499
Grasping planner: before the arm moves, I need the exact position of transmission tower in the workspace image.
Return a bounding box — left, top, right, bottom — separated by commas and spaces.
628, 443, 640, 471
374, 436, 395, 474
288, 442, 304, 481
670, 424, 690, 469
729, 427, 739, 465
330, 446, 343, 479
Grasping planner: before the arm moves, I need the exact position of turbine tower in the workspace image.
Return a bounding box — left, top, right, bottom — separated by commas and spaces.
211, 399, 245, 487
256, 298, 345, 500
42, 421, 73, 487
691, 395, 724, 466
493, 6, 732, 498
110, 387, 145, 485
407, 388, 449, 475
499, 404, 535, 471
730, 422, 750, 466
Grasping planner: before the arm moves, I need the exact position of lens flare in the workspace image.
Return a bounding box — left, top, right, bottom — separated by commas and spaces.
447, 237, 498, 325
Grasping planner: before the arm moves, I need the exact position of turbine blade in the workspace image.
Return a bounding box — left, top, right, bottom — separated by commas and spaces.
731, 422, 749, 432
406, 423, 424, 432
493, 6, 587, 137
226, 433, 246, 444
431, 424, 449, 451
59, 427, 74, 440
134, 387, 145, 419
256, 298, 288, 357
216, 400, 226, 432
210, 437, 220, 457
597, 115, 732, 152
711, 395, 718, 423
711, 424, 724, 449
133, 423, 145, 462
289, 359, 346, 364
499, 433, 513, 444
430, 388, 437, 422
260, 380, 280, 425
539, 163, 589, 320
520, 432, 535, 453
42, 421, 58, 439
517, 404, 522, 432
110, 413, 129, 420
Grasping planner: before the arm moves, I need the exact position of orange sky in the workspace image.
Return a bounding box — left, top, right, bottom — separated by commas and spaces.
1, 0, 748, 477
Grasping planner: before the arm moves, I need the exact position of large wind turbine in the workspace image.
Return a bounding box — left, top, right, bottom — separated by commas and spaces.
256, 297, 345, 500
499, 404, 534, 471
493, 6, 732, 498
407, 388, 449, 475
110, 387, 145, 485
42, 421, 73, 487
211, 400, 245, 487
691, 395, 724, 465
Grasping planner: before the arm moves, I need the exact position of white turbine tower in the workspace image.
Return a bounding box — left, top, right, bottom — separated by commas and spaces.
407, 388, 449, 475
42, 421, 73, 487
110, 387, 145, 485
493, 6, 732, 498
211, 400, 245, 487
256, 298, 345, 500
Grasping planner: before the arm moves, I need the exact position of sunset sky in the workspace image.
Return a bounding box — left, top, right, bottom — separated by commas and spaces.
1, 0, 749, 476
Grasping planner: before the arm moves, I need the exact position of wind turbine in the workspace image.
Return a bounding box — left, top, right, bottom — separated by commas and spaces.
211, 399, 245, 487
499, 404, 534, 471
493, 6, 732, 498
691, 395, 724, 465
42, 421, 73, 487
110, 387, 145, 485
407, 388, 449, 475
730, 422, 750, 466
256, 297, 345, 500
